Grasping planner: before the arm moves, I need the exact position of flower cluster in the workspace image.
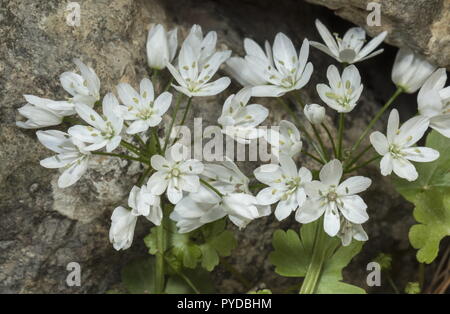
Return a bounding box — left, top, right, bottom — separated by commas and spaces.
17, 18, 448, 258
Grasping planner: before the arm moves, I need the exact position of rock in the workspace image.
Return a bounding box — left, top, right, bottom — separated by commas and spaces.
0, 0, 435, 293
305, 0, 450, 70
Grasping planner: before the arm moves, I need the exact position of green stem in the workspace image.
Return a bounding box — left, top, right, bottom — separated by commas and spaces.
321, 123, 338, 158
165, 259, 201, 294
351, 87, 403, 154
311, 124, 329, 161
337, 113, 345, 159
163, 93, 183, 152
91, 151, 149, 164
344, 144, 373, 170
200, 178, 224, 197
345, 155, 381, 173
137, 166, 153, 186
299, 221, 328, 294
120, 140, 142, 156
386, 273, 400, 294
179, 97, 193, 127
155, 220, 165, 294
303, 150, 325, 165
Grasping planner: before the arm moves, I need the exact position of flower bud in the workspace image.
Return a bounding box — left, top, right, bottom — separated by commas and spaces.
146, 24, 178, 70
391, 48, 436, 93
304, 103, 325, 124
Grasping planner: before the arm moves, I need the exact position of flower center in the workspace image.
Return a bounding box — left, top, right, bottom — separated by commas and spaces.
327, 191, 338, 202
170, 168, 181, 177
389, 144, 404, 159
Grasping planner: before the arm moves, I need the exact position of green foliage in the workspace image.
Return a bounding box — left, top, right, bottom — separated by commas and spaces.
404, 282, 421, 294
269, 223, 365, 294
144, 219, 236, 271
394, 131, 450, 263
408, 189, 450, 263
199, 220, 237, 271
373, 253, 392, 271
121, 257, 215, 294
248, 289, 272, 294
121, 257, 155, 294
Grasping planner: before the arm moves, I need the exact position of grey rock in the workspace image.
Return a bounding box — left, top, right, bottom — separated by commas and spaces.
305, 0, 450, 70
0, 0, 437, 293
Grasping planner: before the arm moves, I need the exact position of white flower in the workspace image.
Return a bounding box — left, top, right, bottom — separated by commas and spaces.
117, 78, 172, 134
146, 24, 177, 70
128, 185, 162, 226
109, 206, 137, 251
226, 33, 313, 97
170, 158, 270, 232
417, 68, 450, 138
60, 58, 101, 108
337, 218, 368, 247
310, 19, 387, 64
36, 130, 90, 188
296, 159, 371, 237
304, 103, 326, 125
166, 24, 231, 97
69, 93, 123, 152
218, 88, 269, 144
317, 64, 363, 113
370, 109, 440, 181
254, 154, 312, 221
16, 95, 71, 129
391, 48, 436, 93
264, 120, 302, 157
148, 143, 204, 204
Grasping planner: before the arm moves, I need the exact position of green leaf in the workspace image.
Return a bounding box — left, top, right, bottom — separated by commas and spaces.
200, 228, 236, 271
144, 227, 158, 255
393, 131, 450, 263
269, 228, 311, 277
165, 268, 215, 294
121, 257, 155, 294
269, 223, 365, 293
316, 241, 365, 294
408, 189, 450, 263
394, 131, 450, 200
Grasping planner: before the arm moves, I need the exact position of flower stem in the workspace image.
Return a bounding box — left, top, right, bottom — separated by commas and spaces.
120, 140, 143, 156
299, 221, 328, 294
337, 113, 345, 159
91, 151, 149, 164
170, 97, 193, 146
344, 144, 373, 170
321, 123, 338, 158
303, 150, 325, 165
200, 178, 224, 197
345, 155, 381, 173
163, 93, 183, 152
350, 87, 403, 154
155, 213, 166, 294
311, 124, 329, 161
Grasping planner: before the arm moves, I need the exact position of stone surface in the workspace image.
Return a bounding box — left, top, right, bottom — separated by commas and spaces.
305, 0, 450, 70
0, 0, 443, 293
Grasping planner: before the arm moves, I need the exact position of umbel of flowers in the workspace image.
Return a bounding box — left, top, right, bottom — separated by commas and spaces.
17, 19, 448, 294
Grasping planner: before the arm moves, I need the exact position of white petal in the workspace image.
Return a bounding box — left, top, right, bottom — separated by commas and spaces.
370, 131, 389, 155
392, 158, 418, 181
337, 176, 372, 195
339, 195, 369, 224
275, 195, 298, 221
403, 147, 440, 162
323, 205, 340, 237
295, 199, 325, 223
380, 154, 393, 176
58, 158, 88, 188
319, 159, 342, 186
